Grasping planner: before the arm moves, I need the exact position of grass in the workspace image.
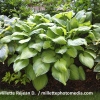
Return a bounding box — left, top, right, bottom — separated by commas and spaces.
0, 92, 100, 100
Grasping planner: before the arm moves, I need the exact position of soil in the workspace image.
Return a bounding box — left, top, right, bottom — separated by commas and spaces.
0, 61, 100, 93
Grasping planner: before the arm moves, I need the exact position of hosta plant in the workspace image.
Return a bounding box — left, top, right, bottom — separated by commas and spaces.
0, 10, 98, 91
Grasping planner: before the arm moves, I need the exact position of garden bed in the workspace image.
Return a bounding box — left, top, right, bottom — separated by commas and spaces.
0, 62, 100, 93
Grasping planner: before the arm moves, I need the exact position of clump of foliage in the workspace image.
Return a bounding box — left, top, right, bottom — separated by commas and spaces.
91, 0, 100, 23
31, 0, 100, 23
70, 0, 100, 23
2, 72, 29, 85
72, 0, 91, 12
31, 0, 72, 14
0, 0, 32, 19
1, 10, 100, 91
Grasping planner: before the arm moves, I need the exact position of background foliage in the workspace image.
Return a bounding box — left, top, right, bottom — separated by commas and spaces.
30, 0, 100, 23
0, 0, 32, 19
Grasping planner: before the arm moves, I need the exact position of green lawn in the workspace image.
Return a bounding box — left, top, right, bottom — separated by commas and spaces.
0, 92, 99, 100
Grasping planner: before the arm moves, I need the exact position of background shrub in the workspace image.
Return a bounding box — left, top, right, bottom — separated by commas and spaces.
0, 0, 32, 19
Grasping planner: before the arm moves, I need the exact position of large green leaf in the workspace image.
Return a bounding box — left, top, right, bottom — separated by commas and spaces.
68, 38, 87, 46
65, 11, 74, 19
69, 64, 80, 80
77, 26, 91, 33
19, 37, 31, 44
25, 64, 36, 80
86, 44, 98, 51
8, 54, 17, 66
75, 10, 86, 23
75, 46, 84, 51
15, 22, 31, 32
21, 23, 31, 32
39, 34, 49, 39
29, 28, 44, 36
93, 27, 100, 40
55, 46, 67, 54
70, 18, 79, 29
79, 52, 94, 69
95, 56, 100, 62
71, 26, 91, 35
41, 17, 50, 23
8, 43, 16, 55
0, 35, 12, 43
63, 54, 74, 67
49, 26, 62, 36
12, 32, 28, 37
20, 47, 37, 59
52, 36, 66, 45
78, 66, 85, 80
85, 12, 92, 22
0, 44, 8, 62
35, 23, 55, 29
54, 13, 64, 18
54, 11, 74, 19
85, 50, 96, 59
45, 14, 52, 21
46, 29, 57, 39
52, 17, 66, 27
43, 41, 52, 49
29, 42, 43, 52
32, 74, 48, 91
66, 20, 71, 31
86, 32, 96, 41
94, 63, 100, 72
67, 47, 77, 58
13, 59, 29, 72
52, 67, 69, 85
33, 58, 50, 77
49, 26, 66, 36
12, 35, 24, 40
54, 58, 67, 72
14, 55, 21, 62
27, 14, 42, 23
42, 50, 57, 63
16, 43, 27, 53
